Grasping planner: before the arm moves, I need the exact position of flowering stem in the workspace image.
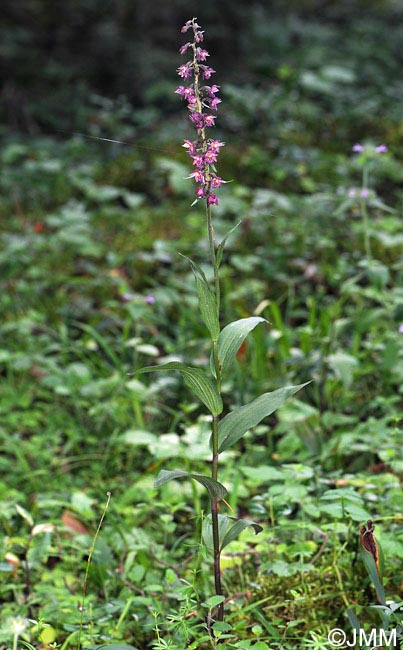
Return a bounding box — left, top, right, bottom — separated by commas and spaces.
178, 16, 226, 625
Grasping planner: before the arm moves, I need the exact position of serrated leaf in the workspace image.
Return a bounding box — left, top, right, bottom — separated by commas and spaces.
217, 383, 310, 452
137, 362, 223, 415
180, 254, 219, 341
217, 317, 266, 375
154, 469, 227, 501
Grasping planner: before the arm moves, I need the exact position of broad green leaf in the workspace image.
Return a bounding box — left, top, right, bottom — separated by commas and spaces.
360, 547, 386, 606
217, 317, 267, 375
220, 517, 262, 550
203, 595, 226, 609
137, 362, 223, 415
181, 254, 220, 341
217, 383, 310, 452
155, 469, 227, 501
202, 514, 262, 551
216, 221, 241, 268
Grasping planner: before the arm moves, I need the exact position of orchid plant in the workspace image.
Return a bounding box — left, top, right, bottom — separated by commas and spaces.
138, 17, 307, 628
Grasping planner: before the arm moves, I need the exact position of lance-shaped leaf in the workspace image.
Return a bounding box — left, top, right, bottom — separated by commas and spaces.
360, 546, 386, 606
217, 317, 267, 375
155, 469, 227, 501
202, 514, 262, 551
220, 517, 263, 550
217, 382, 310, 452
137, 362, 223, 415
216, 221, 241, 268
180, 254, 219, 341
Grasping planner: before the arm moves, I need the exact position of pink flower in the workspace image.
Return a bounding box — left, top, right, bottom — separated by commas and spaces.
204, 150, 218, 164
204, 115, 216, 127
209, 97, 222, 110
177, 63, 193, 79
210, 175, 222, 188
375, 144, 388, 153
202, 67, 215, 79
352, 144, 364, 152
360, 188, 369, 198
399, 323, 403, 334
191, 154, 205, 168
189, 170, 205, 183
145, 294, 155, 304
195, 47, 209, 61
207, 193, 218, 205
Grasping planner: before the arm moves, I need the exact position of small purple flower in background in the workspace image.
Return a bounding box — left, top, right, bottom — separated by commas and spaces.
122, 292, 134, 302
145, 294, 156, 305
352, 143, 388, 155
360, 188, 370, 198
348, 188, 357, 198
399, 323, 403, 334
176, 17, 225, 205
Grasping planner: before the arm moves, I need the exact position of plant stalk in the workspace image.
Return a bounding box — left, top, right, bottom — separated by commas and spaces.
207, 199, 224, 622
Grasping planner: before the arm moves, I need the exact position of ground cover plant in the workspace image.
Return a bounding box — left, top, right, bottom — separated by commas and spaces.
1, 4, 403, 650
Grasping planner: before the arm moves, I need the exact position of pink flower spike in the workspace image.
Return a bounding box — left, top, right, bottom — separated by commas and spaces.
352, 144, 364, 152
375, 144, 388, 153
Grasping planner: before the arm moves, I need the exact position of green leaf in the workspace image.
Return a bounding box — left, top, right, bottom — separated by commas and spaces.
95, 646, 139, 650
217, 383, 310, 452
217, 317, 267, 375
154, 469, 227, 501
203, 595, 226, 609
95, 645, 139, 650
202, 514, 262, 551
216, 221, 241, 267
220, 517, 263, 550
180, 255, 220, 341
137, 362, 223, 415
360, 546, 386, 606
